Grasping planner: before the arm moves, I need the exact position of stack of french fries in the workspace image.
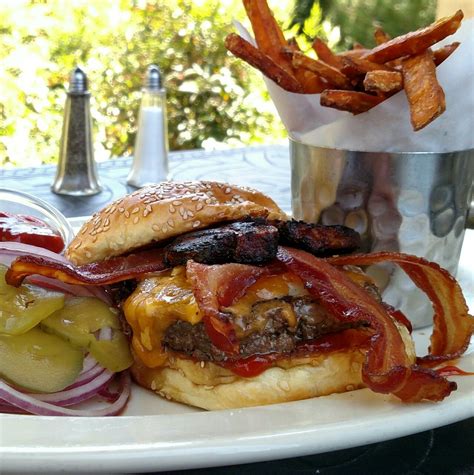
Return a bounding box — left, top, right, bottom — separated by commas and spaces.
225, 1, 464, 131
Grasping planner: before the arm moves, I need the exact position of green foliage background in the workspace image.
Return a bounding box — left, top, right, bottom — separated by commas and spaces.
291, 0, 437, 49
0, 0, 286, 168
0, 0, 438, 168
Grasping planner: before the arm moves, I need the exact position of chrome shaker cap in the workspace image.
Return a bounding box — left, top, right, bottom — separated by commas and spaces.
69, 67, 88, 94
145, 64, 163, 90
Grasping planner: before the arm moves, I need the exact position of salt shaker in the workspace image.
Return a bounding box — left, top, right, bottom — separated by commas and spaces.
127, 65, 169, 188
52, 67, 102, 196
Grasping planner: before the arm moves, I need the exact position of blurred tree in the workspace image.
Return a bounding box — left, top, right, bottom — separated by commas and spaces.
0, 0, 285, 167
290, 0, 437, 49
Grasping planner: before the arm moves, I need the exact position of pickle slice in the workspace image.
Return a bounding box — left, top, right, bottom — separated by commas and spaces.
0, 265, 65, 335
41, 297, 133, 372
0, 327, 84, 393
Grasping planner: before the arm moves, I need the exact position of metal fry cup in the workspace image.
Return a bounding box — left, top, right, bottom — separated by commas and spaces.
290, 138, 474, 329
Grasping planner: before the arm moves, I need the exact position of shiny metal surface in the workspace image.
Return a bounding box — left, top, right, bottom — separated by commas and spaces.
145, 64, 163, 90
51, 67, 102, 196
290, 139, 474, 328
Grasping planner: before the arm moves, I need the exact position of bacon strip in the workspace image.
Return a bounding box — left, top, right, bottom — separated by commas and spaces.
277, 247, 460, 401
186, 261, 272, 354
5, 249, 167, 287
327, 252, 474, 364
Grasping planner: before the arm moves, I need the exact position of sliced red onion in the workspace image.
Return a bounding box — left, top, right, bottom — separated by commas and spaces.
29, 369, 115, 407
81, 354, 97, 374
99, 326, 113, 341
65, 364, 104, 390
25, 275, 113, 305
0, 372, 131, 417
0, 242, 69, 265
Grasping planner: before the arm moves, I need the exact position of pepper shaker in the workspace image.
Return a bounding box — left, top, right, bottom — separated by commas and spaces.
127, 65, 169, 188
52, 67, 101, 196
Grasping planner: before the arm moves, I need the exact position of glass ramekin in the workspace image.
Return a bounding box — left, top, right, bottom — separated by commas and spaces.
0, 188, 75, 251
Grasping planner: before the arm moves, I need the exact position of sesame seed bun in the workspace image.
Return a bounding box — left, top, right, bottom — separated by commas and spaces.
66, 181, 287, 265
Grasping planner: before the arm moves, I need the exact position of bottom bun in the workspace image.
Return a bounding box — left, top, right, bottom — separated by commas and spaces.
131, 325, 415, 410
131, 349, 367, 410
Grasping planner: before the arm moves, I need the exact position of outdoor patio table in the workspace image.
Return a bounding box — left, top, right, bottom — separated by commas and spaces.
1, 144, 473, 474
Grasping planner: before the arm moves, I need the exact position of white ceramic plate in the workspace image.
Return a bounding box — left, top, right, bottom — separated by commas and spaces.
1, 224, 473, 474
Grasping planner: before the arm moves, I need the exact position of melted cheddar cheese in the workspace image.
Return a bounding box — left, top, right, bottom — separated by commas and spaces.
123, 267, 203, 367
123, 265, 376, 369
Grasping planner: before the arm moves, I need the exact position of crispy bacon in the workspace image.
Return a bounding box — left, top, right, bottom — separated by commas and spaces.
277, 247, 464, 401
327, 252, 474, 364
5, 249, 167, 287
186, 261, 272, 354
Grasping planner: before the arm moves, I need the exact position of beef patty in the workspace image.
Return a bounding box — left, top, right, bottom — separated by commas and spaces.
163, 296, 367, 362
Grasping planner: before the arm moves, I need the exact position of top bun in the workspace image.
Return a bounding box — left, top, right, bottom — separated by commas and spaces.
66, 181, 287, 265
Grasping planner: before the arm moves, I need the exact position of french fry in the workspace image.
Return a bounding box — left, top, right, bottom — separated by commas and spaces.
312, 38, 344, 69
341, 56, 395, 79
402, 50, 446, 130
242, 0, 292, 72
320, 90, 384, 114
338, 49, 370, 59
282, 38, 326, 93
363, 10, 463, 63
225, 34, 303, 93
433, 42, 460, 65
364, 70, 403, 93
292, 51, 352, 89
298, 72, 327, 94
374, 26, 391, 45
287, 37, 301, 52
227, 1, 463, 131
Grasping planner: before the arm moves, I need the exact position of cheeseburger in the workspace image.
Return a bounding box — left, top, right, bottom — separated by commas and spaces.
6, 181, 473, 409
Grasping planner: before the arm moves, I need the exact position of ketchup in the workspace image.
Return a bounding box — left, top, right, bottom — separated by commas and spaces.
219, 329, 371, 377
0, 211, 65, 253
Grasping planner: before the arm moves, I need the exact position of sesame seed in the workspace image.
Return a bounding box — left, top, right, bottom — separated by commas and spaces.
124, 210, 130, 218
73, 241, 82, 249
85, 251, 92, 258
133, 216, 139, 224
169, 205, 176, 213
193, 220, 201, 228
132, 207, 139, 214
200, 361, 205, 368
118, 207, 125, 213
152, 224, 160, 231
195, 203, 204, 211
167, 218, 174, 227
